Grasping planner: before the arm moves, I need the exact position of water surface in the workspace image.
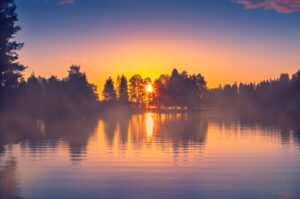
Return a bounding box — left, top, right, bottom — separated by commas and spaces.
1, 112, 300, 199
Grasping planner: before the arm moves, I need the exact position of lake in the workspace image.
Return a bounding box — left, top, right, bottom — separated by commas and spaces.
1, 112, 300, 199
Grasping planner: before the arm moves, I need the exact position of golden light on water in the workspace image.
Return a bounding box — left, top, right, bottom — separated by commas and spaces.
146, 113, 154, 138
145, 84, 154, 93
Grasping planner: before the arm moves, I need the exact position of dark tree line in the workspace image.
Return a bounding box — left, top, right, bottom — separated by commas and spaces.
15, 65, 98, 117
204, 71, 300, 118
1, 0, 300, 119
153, 69, 206, 108
0, 0, 98, 117
102, 69, 207, 109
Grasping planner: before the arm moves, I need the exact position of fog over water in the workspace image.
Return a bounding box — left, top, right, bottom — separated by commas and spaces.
1, 111, 300, 199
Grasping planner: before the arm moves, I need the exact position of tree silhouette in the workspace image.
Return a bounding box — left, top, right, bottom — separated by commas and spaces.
100, 69, 208, 109
44, 75, 64, 115
118, 75, 129, 103
66, 65, 97, 101
129, 74, 143, 103
25, 73, 44, 116
115, 75, 121, 99
155, 68, 207, 109
10, 65, 99, 117
102, 76, 117, 101
153, 74, 170, 106
203, 69, 300, 118
63, 65, 98, 112
0, 0, 26, 108
171, 68, 179, 78
0, 159, 21, 199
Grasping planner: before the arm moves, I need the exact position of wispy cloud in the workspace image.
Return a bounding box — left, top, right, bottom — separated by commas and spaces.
233, 0, 300, 13
57, 0, 74, 5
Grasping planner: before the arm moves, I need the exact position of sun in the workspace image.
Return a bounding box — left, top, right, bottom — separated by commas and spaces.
145, 84, 153, 93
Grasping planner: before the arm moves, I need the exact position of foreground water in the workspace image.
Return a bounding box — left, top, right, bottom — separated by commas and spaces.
1, 112, 300, 199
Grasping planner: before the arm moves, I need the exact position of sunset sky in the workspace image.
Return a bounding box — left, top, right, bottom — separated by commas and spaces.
16, 0, 300, 91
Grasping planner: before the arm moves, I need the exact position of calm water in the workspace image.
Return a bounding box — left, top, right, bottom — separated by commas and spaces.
1, 112, 300, 199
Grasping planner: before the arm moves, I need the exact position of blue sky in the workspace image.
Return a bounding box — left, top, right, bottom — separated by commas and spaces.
15, 0, 300, 88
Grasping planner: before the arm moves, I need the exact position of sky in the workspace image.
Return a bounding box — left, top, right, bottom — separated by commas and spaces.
16, 0, 300, 91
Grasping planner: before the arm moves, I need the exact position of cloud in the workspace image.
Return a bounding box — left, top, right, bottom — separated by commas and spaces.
233, 0, 300, 13
57, 0, 74, 5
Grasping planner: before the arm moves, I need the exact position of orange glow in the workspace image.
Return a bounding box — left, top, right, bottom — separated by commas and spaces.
145, 84, 153, 93
146, 113, 154, 138
20, 32, 300, 95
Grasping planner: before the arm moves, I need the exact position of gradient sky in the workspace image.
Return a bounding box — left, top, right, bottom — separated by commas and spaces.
16, 0, 300, 91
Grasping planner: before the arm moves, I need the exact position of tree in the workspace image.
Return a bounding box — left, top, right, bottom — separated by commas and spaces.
115, 75, 121, 99
291, 70, 300, 114
153, 74, 170, 106
154, 69, 207, 108
141, 77, 151, 103
168, 68, 181, 106
44, 75, 63, 113
66, 65, 98, 104
186, 73, 207, 107
24, 73, 44, 115
102, 76, 116, 101
171, 68, 179, 78
0, 0, 26, 107
118, 75, 128, 103
129, 74, 143, 103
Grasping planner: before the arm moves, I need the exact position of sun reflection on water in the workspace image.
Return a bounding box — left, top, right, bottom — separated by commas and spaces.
146, 113, 154, 138
1, 112, 300, 199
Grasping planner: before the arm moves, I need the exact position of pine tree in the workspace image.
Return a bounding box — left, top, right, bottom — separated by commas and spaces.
102, 77, 116, 101
0, 0, 25, 88
118, 75, 128, 103
0, 0, 26, 107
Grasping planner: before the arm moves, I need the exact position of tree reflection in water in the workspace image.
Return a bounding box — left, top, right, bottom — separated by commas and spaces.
0, 111, 300, 162
0, 159, 21, 199
0, 111, 300, 199
101, 112, 209, 153
0, 112, 98, 162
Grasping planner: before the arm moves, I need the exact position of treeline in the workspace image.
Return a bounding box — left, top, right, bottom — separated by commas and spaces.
101, 68, 207, 109
1, 0, 300, 119
3, 65, 98, 117
0, 0, 97, 117
204, 71, 300, 118
0, 0, 99, 117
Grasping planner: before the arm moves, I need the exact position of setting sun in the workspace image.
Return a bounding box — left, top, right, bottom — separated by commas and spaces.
145, 84, 154, 93
1, 0, 300, 198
